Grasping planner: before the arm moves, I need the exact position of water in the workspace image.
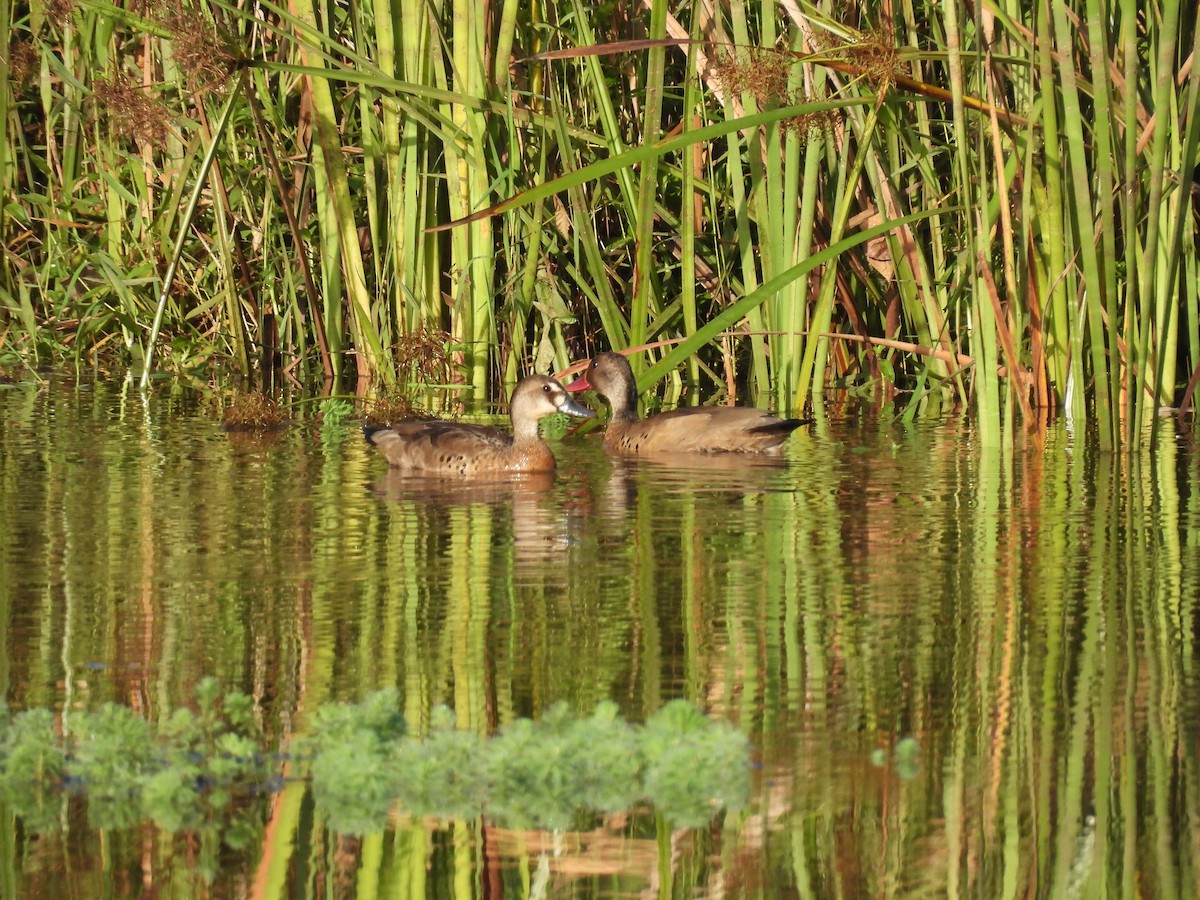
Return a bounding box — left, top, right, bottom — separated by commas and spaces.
2, 377, 1199, 898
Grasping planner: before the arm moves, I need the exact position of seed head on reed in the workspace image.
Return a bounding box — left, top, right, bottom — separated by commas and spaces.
91, 79, 172, 145
780, 105, 840, 142
395, 328, 453, 384
842, 35, 904, 91
361, 392, 431, 429
711, 49, 793, 107
712, 48, 842, 141
44, 0, 73, 26
7, 41, 38, 88
156, 2, 240, 93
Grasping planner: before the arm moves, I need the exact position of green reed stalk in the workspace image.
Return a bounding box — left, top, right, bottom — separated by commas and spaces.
1033, 0, 1075, 418
647, 208, 945, 391
793, 98, 884, 404
679, 4, 703, 389
394, 0, 436, 335
0, 0, 10, 310
945, 0, 1001, 444
756, 0, 784, 397
565, 0, 637, 214
448, 0, 495, 395
1084, 0, 1122, 447
549, 97, 629, 348
1052, 0, 1113, 448
777, 62, 821, 404
1131, 0, 1181, 444
1158, 23, 1200, 414
726, 0, 769, 392
1118, 0, 1139, 442
208, 176, 253, 380
628, 0, 668, 363
142, 76, 244, 389
292, 0, 390, 385
357, 17, 386, 291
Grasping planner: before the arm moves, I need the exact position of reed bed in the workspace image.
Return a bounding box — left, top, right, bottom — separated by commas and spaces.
1, 0, 1196, 444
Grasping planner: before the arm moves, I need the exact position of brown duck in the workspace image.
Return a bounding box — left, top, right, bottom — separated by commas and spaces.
364, 375, 594, 475
565, 352, 809, 454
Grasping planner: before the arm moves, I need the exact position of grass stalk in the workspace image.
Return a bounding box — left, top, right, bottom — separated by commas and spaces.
628, 0, 669, 365
679, 0, 703, 389
292, 0, 390, 385
1051, 0, 1113, 448
141, 75, 246, 389
1131, 0, 1182, 444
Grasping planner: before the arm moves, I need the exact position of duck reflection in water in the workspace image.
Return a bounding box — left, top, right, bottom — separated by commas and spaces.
370, 467, 576, 568
596, 451, 796, 520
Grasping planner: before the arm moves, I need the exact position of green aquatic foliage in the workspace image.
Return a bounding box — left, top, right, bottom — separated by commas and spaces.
640, 700, 752, 829
869, 736, 921, 781
0, 707, 66, 833
305, 688, 408, 835
317, 398, 357, 449
563, 701, 644, 815
141, 679, 268, 835
310, 695, 750, 834
483, 701, 640, 830
0, 687, 750, 840
0, 679, 270, 836
391, 705, 488, 822
71, 704, 157, 830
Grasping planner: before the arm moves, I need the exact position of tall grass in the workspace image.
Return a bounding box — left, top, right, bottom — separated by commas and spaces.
0, 0, 1196, 441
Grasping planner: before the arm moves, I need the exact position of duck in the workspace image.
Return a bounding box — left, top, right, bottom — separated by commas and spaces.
564, 351, 809, 454
364, 375, 594, 475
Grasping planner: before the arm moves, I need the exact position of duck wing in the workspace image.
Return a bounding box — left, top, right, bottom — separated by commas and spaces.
365, 421, 515, 473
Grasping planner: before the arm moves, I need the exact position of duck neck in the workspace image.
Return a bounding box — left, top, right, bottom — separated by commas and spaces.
510, 417, 541, 444
608, 383, 641, 424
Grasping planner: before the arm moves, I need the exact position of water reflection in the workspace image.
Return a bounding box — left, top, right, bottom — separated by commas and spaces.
1, 379, 1199, 897
372, 467, 563, 552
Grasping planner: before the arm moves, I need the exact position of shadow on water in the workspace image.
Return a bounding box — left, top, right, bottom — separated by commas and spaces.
2, 379, 1200, 897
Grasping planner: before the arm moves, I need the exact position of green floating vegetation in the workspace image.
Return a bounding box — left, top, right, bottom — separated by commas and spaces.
0, 679, 270, 839
306, 692, 751, 834
0, 685, 751, 840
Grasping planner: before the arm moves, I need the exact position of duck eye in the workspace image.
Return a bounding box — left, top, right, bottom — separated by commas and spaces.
542, 384, 552, 392
590, 360, 598, 369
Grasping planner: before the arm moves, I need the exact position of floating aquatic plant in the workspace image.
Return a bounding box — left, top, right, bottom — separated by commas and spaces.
640, 700, 752, 829
391, 705, 488, 822
305, 688, 408, 834
141, 678, 268, 834
310, 694, 750, 834
0, 688, 752, 840
70, 704, 157, 829
0, 706, 66, 833
482, 701, 641, 830
869, 736, 921, 780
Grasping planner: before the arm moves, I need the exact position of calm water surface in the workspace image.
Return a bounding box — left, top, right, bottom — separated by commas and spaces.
2, 377, 1199, 898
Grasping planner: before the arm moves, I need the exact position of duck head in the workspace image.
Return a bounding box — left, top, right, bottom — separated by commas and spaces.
564, 352, 640, 419
510, 375, 595, 434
